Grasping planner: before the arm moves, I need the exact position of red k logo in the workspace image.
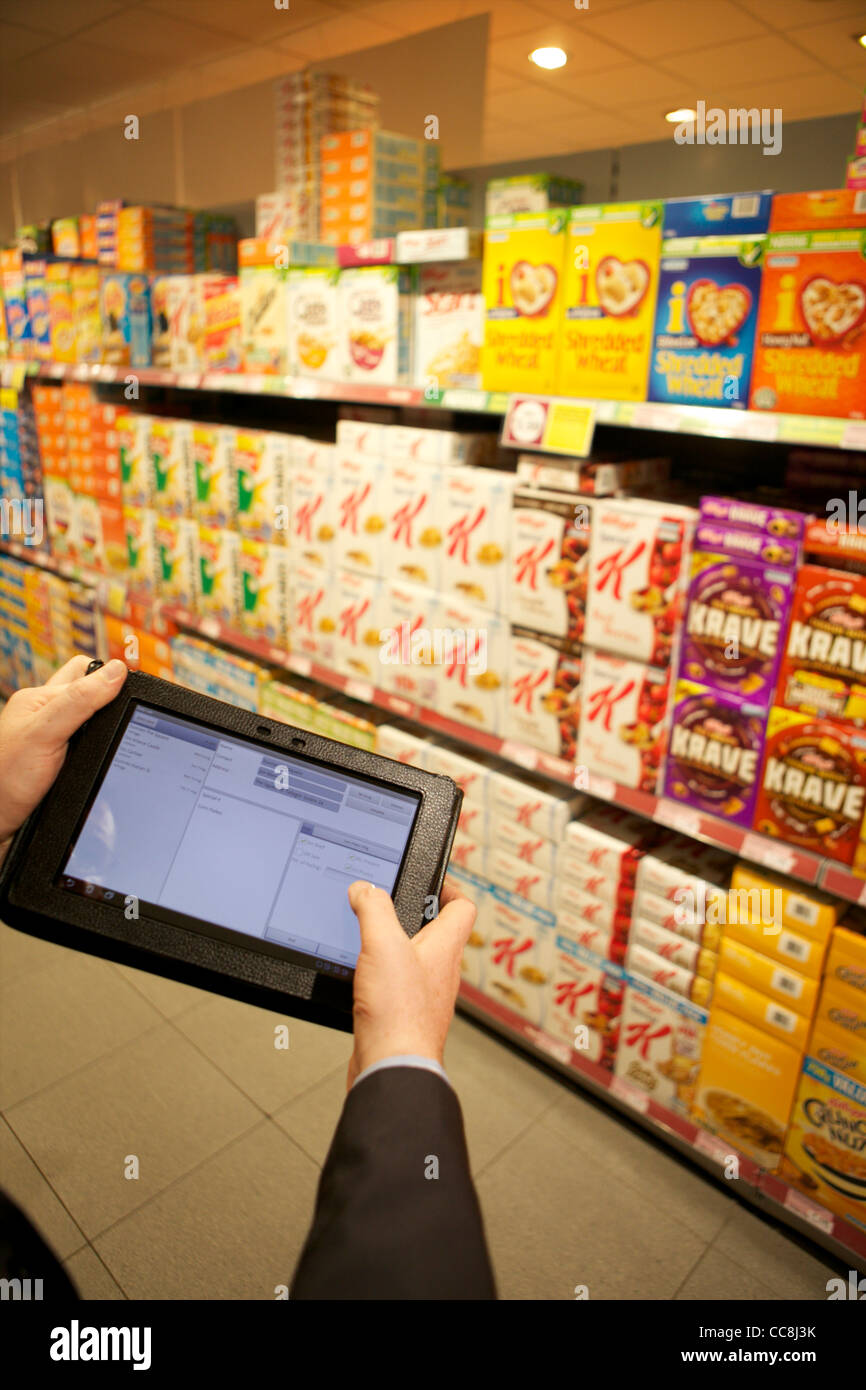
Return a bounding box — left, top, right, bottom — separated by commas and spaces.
586, 680, 636, 731
491, 936, 533, 977
554, 979, 594, 1016
293, 494, 322, 542
447, 506, 486, 564
595, 540, 647, 599
295, 589, 323, 632
391, 494, 427, 547
512, 668, 550, 712
340, 481, 372, 535
514, 537, 555, 591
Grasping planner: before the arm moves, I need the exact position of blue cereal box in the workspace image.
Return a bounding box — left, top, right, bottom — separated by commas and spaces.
648, 236, 764, 409
662, 191, 773, 239
99, 271, 152, 367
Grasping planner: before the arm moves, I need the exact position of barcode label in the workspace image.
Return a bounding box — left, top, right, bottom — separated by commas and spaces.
787, 895, 818, 927
765, 1002, 796, 1033
778, 930, 810, 962
732, 195, 760, 218
770, 967, 803, 999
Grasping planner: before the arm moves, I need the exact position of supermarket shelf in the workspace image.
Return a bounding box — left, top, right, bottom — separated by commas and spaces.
4, 359, 866, 449
457, 981, 866, 1272
3, 538, 866, 908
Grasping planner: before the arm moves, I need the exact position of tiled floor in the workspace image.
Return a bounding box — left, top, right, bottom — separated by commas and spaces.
0, 921, 849, 1300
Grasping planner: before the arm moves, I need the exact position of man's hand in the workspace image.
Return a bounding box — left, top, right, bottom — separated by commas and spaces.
0, 657, 128, 843
345, 878, 476, 1089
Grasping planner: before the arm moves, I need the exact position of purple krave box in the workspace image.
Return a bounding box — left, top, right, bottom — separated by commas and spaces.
694, 520, 800, 569
663, 682, 766, 828
699, 496, 807, 544
680, 550, 795, 706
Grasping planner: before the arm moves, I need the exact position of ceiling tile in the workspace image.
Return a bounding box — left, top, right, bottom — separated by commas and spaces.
486, 64, 528, 94
566, 59, 693, 107
143, 0, 342, 43
701, 69, 863, 121
579, 0, 767, 61
361, 0, 467, 26
782, 16, 866, 68
274, 13, 401, 60
486, 1, 552, 39
0, 20, 54, 61
735, 0, 866, 31
529, 0, 640, 16
665, 33, 825, 85
74, 9, 245, 64
0, 0, 126, 37
5, 39, 170, 109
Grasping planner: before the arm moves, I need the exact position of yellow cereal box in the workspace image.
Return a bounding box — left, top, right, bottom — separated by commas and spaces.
806, 1018, 866, 1083
717, 935, 818, 1019
723, 912, 829, 980
729, 864, 842, 943
482, 210, 566, 393
238, 539, 290, 647
712, 970, 811, 1051
815, 977, 866, 1047
825, 923, 866, 995
155, 516, 199, 610
196, 525, 240, 625
557, 201, 662, 401
694, 1005, 803, 1168
781, 1057, 866, 1226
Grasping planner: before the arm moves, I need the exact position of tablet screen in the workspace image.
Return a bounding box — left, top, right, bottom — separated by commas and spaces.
57, 702, 421, 975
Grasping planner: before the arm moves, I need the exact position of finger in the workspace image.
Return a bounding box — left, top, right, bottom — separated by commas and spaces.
413, 893, 476, 965
347, 881, 406, 956
45, 656, 92, 687
33, 660, 127, 746
439, 877, 471, 911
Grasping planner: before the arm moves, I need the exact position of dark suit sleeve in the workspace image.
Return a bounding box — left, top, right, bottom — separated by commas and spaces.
290, 1065, 496, 1300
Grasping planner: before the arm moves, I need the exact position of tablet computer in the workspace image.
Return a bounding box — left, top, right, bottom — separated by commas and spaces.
0, 672, 462, 1032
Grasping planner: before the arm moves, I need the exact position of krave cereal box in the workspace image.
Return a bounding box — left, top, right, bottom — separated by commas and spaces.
777, 564, 866, 726
557, 201, 662, 402
649, 235, 764, 408
750, 229, 866, 419
663, 681, 767, 829
481, 210, 566, 393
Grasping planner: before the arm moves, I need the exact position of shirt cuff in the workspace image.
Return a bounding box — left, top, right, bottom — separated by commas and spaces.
352, 1055, 451, 1091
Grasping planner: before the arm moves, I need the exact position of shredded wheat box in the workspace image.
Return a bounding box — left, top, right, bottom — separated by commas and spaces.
481, 210, 566, 393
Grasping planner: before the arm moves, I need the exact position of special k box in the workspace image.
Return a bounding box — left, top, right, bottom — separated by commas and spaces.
441, 467, 514, 614
377, 577, 439, 705
481, 890, 555, 1025
385, 459, 445, 590
754, 706, 866, 870
481, 209, 566, 393
375, 724, 430, 768
332, 569, 385, 683
509, 487, 591, 647
489, 815, 557, 873
781, 1057, 866, 1225
491, 769, 584, 841
435, 595, 507, 735
424, 741, 498, 807
584, 497, 695, 666
557, 201, 663, 402
776, 564, 866, 727
577, 648, 672, 792
487, 846, 555, 911
289, 441, 338, 570
334, 450, 387, 576
563, 804, 659, 880
615, 975, 708, 1114
649, 236, 764, 408
544, 931, 624, 1066
287, 561, 338, 666
505, 627, 581, 760
694, 1006, 803, 1167
750, 229, 866, 420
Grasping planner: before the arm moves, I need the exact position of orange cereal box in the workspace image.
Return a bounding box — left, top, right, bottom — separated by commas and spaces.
780, 1056, 866, 1227
750, 229, 866, 419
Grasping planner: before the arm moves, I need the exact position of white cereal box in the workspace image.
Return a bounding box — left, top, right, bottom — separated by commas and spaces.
413, 259, 484, 391
289, 441, 338, 570
195, 524, 240, 624
332, 568, 385, 683
488, 815, 557, 872
375, 724, 430, 767
481, 889, 555, 1024
614, 974, 709, 1113
424, 742, 497, 806
505, 627, 581, 760
378, 577, 440, 706
441, 466, 515, 613
491, 771, 584, 841
287, 561, 339, 667
383, 423, 491, 467
288, 267, 341, 378
486, 845, 555, 911
156, 516, 199, 610
456, 799, 489, 841
450, 829, 487, 878
576, 647, 672, 792
338, 264, 413, 385
334, 450, 387, 576
385, 459, 445, 590
434, 594, 508, 735
543, 930, 625, 1067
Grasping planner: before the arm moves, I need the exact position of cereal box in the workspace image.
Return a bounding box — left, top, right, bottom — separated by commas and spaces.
489, 816, 557, 873
698, 496, 806, 544
577, 648, 672, 792
435, 594, 507, 735
196, 524, 240, 624
287, 561, 338, 667
385, 458, 445, 590
240, 265, 289, 374
413, 260, 483, 390
150, 275, 172, 368
505, 627, 581, 760
487, 846, 555, 912
544, 931, 624, 1067
334, 450, 387, 576
382, 424, 492, 467
289, 442, 338, 570
155, 516, 199, 609
826, 923, 866, 996
485, 174, 582, 218
70, 264, 101, 363
663, 192, 773, 239
238, 539, 290, 647
712, 971, 810, 1051
754, 706, 866, 869
615, 974, 708, 1112
192, 425, 236, 529
694, 1005, 803, 1166
441, 467, 514, 614
728, 862, 842, 941
23, 260, 51, 360
769, 190, 866, 232
149, 419, 193, 518
781, 1056, 866, 1223
584, 498, 694, 666
99, 272, 152, 367
424, 741, 496, 804
480, 889, 555, 1025
776, 564, 866, 727
806, 1019, 866, 1085
235, 430, 290, 543
717, 937, 818, 1020
377, 577, 439, 705
509, 488, 590, 647
631, 916, 717, 979
117, 412, 153, 508
750, 229, 866, 419
45, 263, 76, 363
288, 267, 341, 378
332, 569, 385, 684
481, 210, 567, 393
450, 829, 487, 879
122, 505, 158, 592
201, 274, 241, 372
457, 799, 489, 842
338, 264, 413, 384
375, 724, 430, 768
165, 275, 204, 371
563, 804, 659, 878
663, 681, 767, 828
492, 769, 584, 840
557, 201, 662, 402
553, 880, 629, 949
649, 236, 764, 408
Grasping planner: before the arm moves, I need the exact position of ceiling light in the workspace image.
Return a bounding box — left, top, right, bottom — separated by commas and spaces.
665, 108, 697, 123
530, 47, 567, 70
855, 31, 866, 46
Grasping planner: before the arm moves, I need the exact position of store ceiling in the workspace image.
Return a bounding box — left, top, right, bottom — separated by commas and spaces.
0, 0, 863, 161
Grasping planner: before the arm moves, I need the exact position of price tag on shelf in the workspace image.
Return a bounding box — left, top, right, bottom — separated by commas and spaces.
72, 363, 90, 380
610, 1076, 650, 1113
739, 412, 780, 443
694, 1130, 736, 1170
177, 372, 201, 391
441, 388, 486, 412
588, 775, 616, 802
632, 402, 675, 433
741, 833, 797, 876
289, 653, 312, 677
782, 1187, 834, 1235
345, 678, 374, 704
268, 646, 290, 664
842, 421, 866, 451
499, 740, 538, 771
198, 617, 221, 639
525, 1026, 572, 1067
387, 697, 414, 717
502, 395, 595, 456
653, 800, 702, 839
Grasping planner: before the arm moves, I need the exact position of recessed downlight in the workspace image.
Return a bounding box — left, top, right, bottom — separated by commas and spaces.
665, 108, 697, 123
530, 46, 567, 70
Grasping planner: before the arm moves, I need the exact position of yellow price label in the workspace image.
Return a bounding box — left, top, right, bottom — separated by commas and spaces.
543, 401, 596, 457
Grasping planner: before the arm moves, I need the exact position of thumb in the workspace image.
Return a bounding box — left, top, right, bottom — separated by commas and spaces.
35, 661, 127, 746
347, 881, 405, 958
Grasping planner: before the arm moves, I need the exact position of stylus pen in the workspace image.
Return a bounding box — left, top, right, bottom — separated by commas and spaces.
85, 659, 104, 675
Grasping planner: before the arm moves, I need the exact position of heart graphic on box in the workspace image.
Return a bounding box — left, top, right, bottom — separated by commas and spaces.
596, 256, 650, 316
510, 260, 558, 317
686, 278, 751, 346
800, 274, 866, 345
